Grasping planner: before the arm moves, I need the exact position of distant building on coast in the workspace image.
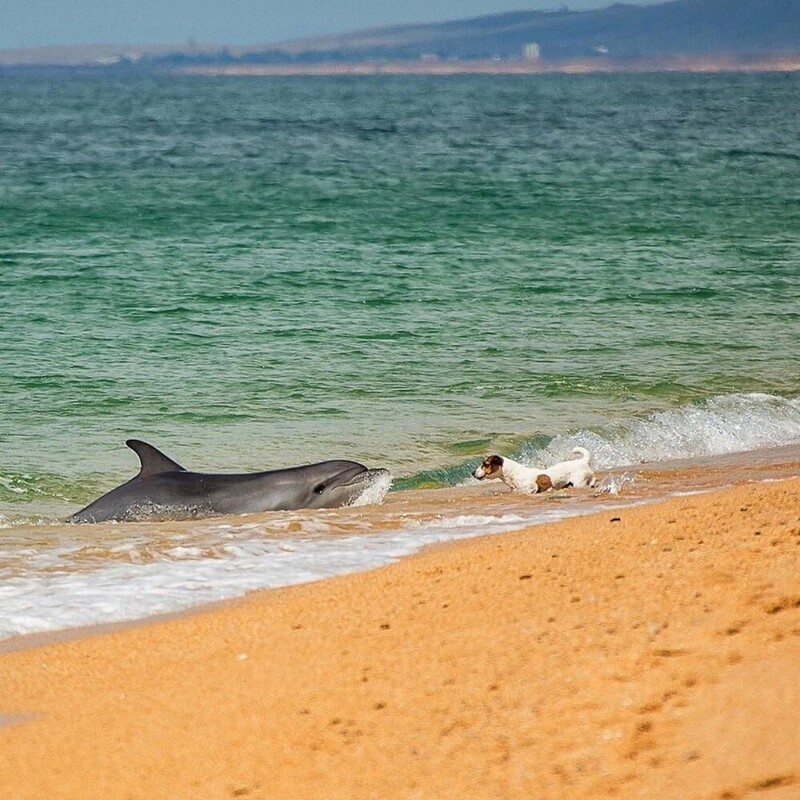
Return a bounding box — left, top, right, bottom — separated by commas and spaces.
523, 42, 541, 61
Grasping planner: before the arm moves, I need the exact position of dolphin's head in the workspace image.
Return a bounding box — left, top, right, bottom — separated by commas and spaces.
305, 462, 392, 509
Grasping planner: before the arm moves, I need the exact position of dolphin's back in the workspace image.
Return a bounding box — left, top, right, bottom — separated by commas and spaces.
68, 472, 213, 523
69, 440, 194, 523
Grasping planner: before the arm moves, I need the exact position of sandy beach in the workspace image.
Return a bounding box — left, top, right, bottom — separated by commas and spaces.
175, 55, 800, 76
1, 473, 799, 799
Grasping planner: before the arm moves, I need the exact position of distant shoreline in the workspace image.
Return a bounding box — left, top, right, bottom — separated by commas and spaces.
4, 53, 798, 74
175, 55, 800, 77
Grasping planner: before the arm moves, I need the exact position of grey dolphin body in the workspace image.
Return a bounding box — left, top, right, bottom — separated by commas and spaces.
69, 439, 391, 523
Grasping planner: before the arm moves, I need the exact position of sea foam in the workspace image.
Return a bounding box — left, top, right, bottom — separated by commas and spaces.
525, 393, 800, 470
0, 502, 589, 641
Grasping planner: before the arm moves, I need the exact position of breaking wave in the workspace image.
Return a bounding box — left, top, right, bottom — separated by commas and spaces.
534, 393, 800, 469
401, 393, 800, 488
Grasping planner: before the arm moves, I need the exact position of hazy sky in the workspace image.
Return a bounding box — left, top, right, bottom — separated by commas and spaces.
1, 1, 665, 50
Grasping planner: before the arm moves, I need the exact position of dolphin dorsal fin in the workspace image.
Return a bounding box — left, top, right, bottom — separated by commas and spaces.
126, 439, 186, 476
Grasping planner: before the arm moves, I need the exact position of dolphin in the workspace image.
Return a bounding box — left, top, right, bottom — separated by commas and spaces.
69, 439, 391, 523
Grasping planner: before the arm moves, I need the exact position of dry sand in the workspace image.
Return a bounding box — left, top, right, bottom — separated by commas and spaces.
1, 476, 799, 799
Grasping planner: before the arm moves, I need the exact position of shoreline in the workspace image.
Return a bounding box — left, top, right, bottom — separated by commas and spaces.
3, 53, 799, 74
1, 471, 799, 798
2, 443, 799, 649
174, 55, 800, 77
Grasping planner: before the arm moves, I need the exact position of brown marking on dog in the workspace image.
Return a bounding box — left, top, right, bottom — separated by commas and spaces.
475, 455, 504, 479
536, 474, 553, 493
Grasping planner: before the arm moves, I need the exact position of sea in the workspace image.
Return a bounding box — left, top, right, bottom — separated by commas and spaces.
1, 70, 799, 643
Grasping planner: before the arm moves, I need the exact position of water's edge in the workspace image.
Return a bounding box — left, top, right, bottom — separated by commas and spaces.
2, 444, 797, 655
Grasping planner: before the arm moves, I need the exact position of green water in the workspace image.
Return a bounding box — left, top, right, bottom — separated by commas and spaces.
1, 71, 799, 511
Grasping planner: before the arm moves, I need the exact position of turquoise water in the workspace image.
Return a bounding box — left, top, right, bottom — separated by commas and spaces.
1, 71, 800, 519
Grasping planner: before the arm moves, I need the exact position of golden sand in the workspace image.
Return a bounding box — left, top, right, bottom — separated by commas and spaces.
1, 476, 799, 799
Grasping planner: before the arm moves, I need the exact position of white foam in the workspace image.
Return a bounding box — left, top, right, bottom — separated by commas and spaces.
525, 393, 800, 469
0, 478, 25, 494
350, 471, 393, 507
0, 501, 596, 641
593, 472, 637, 496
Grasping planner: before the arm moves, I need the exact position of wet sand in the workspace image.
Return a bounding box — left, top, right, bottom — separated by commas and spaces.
1, 470, 799, 799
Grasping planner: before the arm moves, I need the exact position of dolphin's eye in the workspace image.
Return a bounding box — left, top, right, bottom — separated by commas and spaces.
313, 482, 326, 494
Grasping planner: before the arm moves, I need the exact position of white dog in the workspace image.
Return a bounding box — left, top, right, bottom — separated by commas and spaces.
472, 447, 596, 494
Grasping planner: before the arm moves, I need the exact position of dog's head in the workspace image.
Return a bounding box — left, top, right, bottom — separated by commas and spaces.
472, 455, 504, 480
535, 473, 553, 493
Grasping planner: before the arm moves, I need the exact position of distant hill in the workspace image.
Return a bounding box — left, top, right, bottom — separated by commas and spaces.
265, 0, 800, 62
1, 0, 798, 68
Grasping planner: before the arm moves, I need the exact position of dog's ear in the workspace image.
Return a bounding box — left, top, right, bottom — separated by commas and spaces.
536, 474, 553, 493
480, 455, 503, 474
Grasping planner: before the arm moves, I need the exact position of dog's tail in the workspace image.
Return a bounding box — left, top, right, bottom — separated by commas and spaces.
569, 446, 591, 462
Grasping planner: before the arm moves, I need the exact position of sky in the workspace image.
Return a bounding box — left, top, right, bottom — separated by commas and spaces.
1, 0, 665, 50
